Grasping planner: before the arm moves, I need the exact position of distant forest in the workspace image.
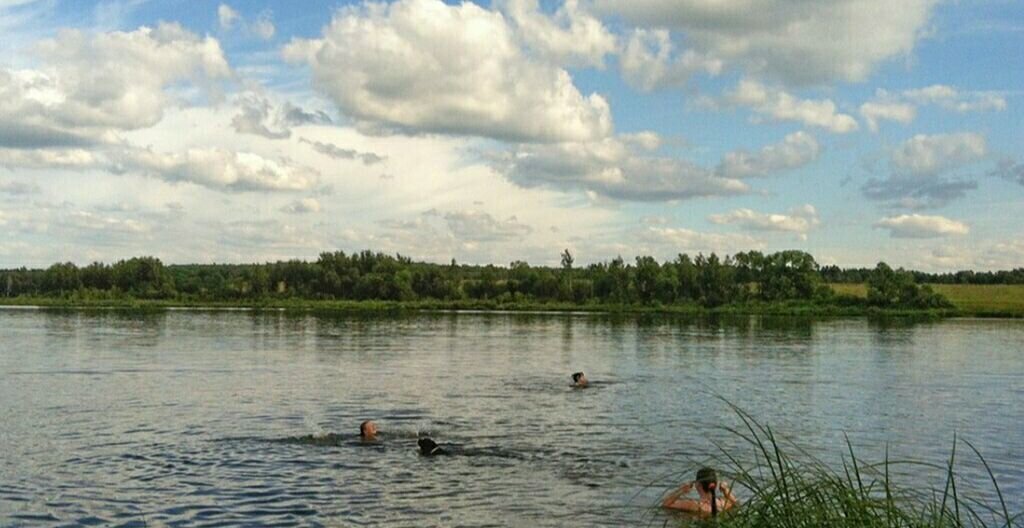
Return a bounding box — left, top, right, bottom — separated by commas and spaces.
2, 249, 1022, 309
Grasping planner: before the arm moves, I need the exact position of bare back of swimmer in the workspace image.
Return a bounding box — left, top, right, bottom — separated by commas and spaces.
662, 467, 739, 516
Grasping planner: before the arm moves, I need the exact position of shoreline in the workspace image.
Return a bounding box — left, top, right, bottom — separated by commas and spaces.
2, 297, 1020, 318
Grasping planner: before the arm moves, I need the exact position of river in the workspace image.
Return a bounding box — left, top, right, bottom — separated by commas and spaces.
1, 309, 1022, 526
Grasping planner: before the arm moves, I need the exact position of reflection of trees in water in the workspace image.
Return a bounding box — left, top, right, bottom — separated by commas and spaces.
43, 309, 167, 348
866, 315, 938, 348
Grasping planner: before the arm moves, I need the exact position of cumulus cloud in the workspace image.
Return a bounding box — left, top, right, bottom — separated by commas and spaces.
283, 0, 612, 143
493, 135, 749, 202
890, 132, 987, 176
299, 138, 386, 165
281, 197, 321, 214
0, 147, 101, 170
901, 85, 1008, 113
716, 79, 858, 133
594, 0, 937, 85
619, 29, 722, 91
109, 146, 319, 192
859, 85, 1007, 132
860, 101, 916, 132
231, 92, 331, 139
0, 23, 230, 149
498, 0, 616, 68
862, 133, 988, 209
716, 131, 820, 179
709, 204, 820, 236
874, 214, 969, 238
218, 4, 240, 29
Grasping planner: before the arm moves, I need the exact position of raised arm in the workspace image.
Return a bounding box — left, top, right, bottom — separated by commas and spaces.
720, 481, 740, 509
661, 481, 694, 509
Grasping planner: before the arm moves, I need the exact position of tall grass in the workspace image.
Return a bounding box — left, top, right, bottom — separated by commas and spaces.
655, 403, 1019, 527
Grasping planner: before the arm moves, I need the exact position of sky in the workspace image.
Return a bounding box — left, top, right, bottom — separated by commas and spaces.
0, 0, 1021, 271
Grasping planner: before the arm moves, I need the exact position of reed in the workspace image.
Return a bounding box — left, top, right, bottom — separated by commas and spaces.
658, 403, 1019, 527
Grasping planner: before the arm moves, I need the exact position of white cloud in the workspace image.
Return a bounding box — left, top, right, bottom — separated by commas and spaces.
619, 29, 722, 91
251, 11, 275, 40
859, 101, 916, 132
594, 0, 937, 85
219, 4, 276, 41
859, 85, 1007, 132
716, 131, 820, 179
901, 85, 1007, 113
493, 135, 749, 202
0, 147, 101, 170
281, 197, 321, 214
709, 204, 820, 235
718, 79, 858, 133
890, 132, 987, 176
231, 92, 331, 140
109, 146, 320, 192
977, 240, 1024, 270
636, 226, 763, 257
874, 214, 969, 238
0, 23, 230, 149
61, 210, 150, 235
498, 0, 616, 68
283, 0, 612, 143
218, 4, 240, 30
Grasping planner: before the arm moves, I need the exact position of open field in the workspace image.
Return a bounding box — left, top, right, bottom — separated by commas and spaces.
832, 283, 1024, 317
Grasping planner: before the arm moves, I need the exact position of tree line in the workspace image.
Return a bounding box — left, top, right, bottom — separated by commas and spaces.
0, 249, 961, 309
821, 265, 1024, 285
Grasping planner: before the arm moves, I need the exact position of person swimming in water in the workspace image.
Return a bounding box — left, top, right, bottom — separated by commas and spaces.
662, 467, 738, 516
418, 437, 447, 456
571, 371, 588, 388
359, 420, 378, 442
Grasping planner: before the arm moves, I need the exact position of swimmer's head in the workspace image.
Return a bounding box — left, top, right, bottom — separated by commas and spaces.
418, 437, 443, 456
696, 467, 720, 516
695, 467, 718, 493
571, 372, 588, 386
360, 420, 377, 440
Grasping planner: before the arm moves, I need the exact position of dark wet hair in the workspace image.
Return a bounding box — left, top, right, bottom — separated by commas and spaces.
418, 437, 443, 456
571, 372, 585, 383
696, 467, 718, 516
359, 420, 373, 438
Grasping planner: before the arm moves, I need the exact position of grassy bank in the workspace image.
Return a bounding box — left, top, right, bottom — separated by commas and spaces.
656, 405, 1019, 527
831, 284, 1024, 318
0, 295, 968, 318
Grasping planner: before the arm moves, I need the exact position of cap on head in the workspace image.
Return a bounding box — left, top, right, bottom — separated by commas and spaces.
571, 372, 585, 383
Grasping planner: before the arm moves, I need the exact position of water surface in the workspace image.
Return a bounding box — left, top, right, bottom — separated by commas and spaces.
1, 309, 1022, 526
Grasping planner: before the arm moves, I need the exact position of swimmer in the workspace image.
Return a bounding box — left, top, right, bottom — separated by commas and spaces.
662, 467, 738, 516
359, 420, 378, 442
571, 371, 588, 388
418, 437, 447, 456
